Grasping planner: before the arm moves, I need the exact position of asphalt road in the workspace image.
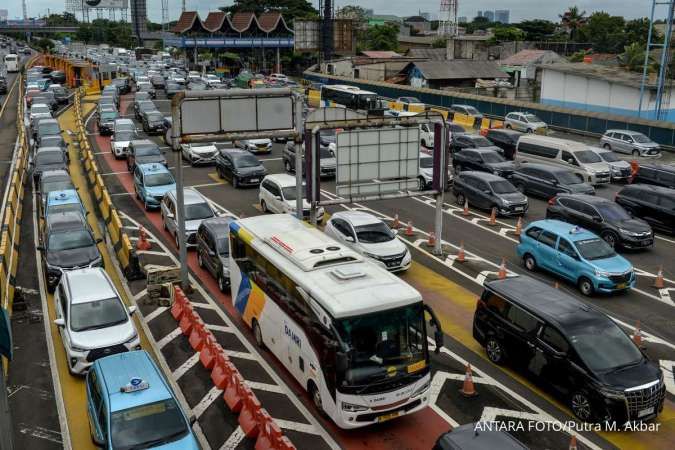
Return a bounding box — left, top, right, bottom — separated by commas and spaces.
81, 88, 675, 450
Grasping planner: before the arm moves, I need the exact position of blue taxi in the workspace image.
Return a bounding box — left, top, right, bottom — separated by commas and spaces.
86, 350, 200, 449
516, 219, 635, 296
133, 163, 176, 210
44, 189, 86, 219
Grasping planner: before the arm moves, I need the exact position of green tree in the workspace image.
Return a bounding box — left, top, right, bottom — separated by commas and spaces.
336, 5, 368, 22
618, 42, 650, 72
490, 26, 525, 44
624, 18, 658, 47
219, 0, 318, 22
45, 12, 78, 26
432, 37, 447, 48
517, 19, 556, 41
35, 38, 55, 52
577, 12, 625, 53
560, 6, 586, 40
363, 23, 399, 51
465, 16, 492, 34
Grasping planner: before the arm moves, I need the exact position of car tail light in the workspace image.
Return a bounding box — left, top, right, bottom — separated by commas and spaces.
548, 196, 557, 205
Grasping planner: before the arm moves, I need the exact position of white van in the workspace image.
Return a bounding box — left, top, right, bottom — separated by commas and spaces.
516, 135, 611, 185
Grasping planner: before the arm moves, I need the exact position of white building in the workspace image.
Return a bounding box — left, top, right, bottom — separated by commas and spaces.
0, 9, 8, 22
540, 63, 674, 122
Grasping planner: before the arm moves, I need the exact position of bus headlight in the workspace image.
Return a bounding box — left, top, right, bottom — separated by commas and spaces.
412, 380, 430, 396
342, 401, 368, 412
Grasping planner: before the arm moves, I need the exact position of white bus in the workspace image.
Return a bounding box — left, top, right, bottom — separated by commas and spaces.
320, 84, 386, 115
4, 54, 19, 73
229, 214, 443, 428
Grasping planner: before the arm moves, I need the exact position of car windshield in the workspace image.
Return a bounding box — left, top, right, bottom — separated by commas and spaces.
145, 172, 174, 187
32, 105, 51, 114
135, 145, 160, 157
47, 204, 80, 216
101, 111, 118, 120
596, 203, 631, 221
334, 303, 427, 388
419, 157, 433, 169
48, 229, 93, 251
524, 114, 541, 122
110, 399, 188, 450
115, 131, 135, 141
472, 137, 492, 147
575, 150, 602, 163
319, 148, 334, 159
39, 123, 60, 135
481, 152, 506, 163
490, 180, 517, 194
599, 152, 620, 162
147, 112, 163, 121
465, 106, 479, 114
574, 238, 616, 260
139, 102, 155, 111
282, 186, 306, 201
556, 171, 584, 185
36, 152, 64, 165
41, 137, 64, 147
355, 221, 395, 243
70, 297, 127, 332
43, 179, 74, 192
233, 154, 260, 168
632, 133, 651, 144
185, 203, 214, 221
568, 320, 643, 373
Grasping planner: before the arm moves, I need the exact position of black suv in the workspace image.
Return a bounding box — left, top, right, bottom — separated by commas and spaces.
141, 110, 165, 134
215, 149, 267, 188
450, 134, 503, 155
632, 163, 675, 189
282, 142, 336, 178
485, 129, 522, 160
197, 216, 236, 292
474, 276, 666, 424
615, 184, 675, 234
453, 171, 528, 216
452, 148, 515, 178
111, 77, 131, 94
546, 194, 653, 249
511, 163, 595, 198
127, 140, 167, 172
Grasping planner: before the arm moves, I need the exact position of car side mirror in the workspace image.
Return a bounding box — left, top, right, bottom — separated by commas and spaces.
189, 415, 197, 426
54, 318, 65, 327
345, 236, 355, 242
208, 249, 216, 257
128, 305, 137, 315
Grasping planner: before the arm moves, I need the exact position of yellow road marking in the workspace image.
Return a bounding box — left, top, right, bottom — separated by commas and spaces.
207, 172, 226, 184
0, 72, 19, 120
403, 262, 675, 449
49, 101, 155, 450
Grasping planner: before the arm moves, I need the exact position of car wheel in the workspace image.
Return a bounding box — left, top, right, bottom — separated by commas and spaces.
217, 167, 224, 179
601, 231, 618, 249
134, 187, 140, 199
632, 149, 640, 157
514, 182, 526, 193
218, 273, 227, 293
578, 277, 594, 296
526, 128, 534, 133
505, 124, 512, 129
252, 319, 264, 348
261, 200, 268, 213
232, 177, 239, 189
309, 382, 326, 417
485, 337, 506, 365
571, 392, 594, 422
456, 193, 466, 207
284, 160, 292, 173
523, 253, 537, 271
418, 177, 426, 191
197, 252, 204, 268
602, 143, 611, 150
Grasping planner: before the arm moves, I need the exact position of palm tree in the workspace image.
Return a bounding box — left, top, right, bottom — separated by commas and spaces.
560, 6, 587, 41
618, 43, 648, 72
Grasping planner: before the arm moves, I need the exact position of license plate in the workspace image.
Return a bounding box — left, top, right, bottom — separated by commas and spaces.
249, 178, 259, 183
616, 282, 627, 289
377, 411, 400, 423
641, 240, 653, 246
638, 407, 654, 418
514, 206, 524, 212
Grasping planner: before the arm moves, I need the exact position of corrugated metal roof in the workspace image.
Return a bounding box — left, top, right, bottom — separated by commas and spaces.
361, 51, 402, 59
500, 49, 557, 66
406, 61, 509, 80
406, 48, 447, 60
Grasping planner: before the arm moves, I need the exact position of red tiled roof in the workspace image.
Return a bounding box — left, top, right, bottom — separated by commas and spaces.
171, 11, 198, 33
231, 12, 256, 33
203, 11, 226, 32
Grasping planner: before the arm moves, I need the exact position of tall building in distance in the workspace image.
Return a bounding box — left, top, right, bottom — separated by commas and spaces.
458, 16, 467, 24
476, 11, 483, 18
483, 10, 495, 22
495, 9, 510, 24
0, 9, 8, 22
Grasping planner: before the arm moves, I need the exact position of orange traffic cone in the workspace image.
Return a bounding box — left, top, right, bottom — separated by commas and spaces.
459, 364, 478, 397
136, 226, 151, 251
462, 198, 469, 216
457, 241, 466, 263
404, 221, 414, 237
654, 266, 665, 289
488, 207, 497, 226
498, 258, 507, 279
515, 217, 523, 236
426, 231, 436, 248
632, 320, 643, 348
568, 435, 578, 450
392, 213, 401, 229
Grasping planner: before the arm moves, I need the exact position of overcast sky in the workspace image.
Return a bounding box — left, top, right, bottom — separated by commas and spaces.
2, 1, 665, 23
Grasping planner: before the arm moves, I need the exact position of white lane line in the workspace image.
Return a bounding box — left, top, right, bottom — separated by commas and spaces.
275, 419, 323, 435
245, 380, 284, 394
660, 360, 675, 396
193, 302, 216, 311
206, 323, 232, 333
110, 192, 133, 196
261, 157, 282, 162
157, 328, 183, 350
172, 353, 200, 380
143, 306, 168, 323
192, 386, 223, 419
222, 350, 257, 361
136, 250, 172, 257
191, 182, 226, 189
133, 289, 147, 301
101, 170, 131, 176
429, 372, 460, 428
219, 427, 245, 450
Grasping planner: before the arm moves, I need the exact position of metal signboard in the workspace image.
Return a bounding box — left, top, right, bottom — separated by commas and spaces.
85, 0, 128, 8
306, 107, 366, 126
294, 20, 321, 52
177, 88, 295, 137
335, 127, 420, 198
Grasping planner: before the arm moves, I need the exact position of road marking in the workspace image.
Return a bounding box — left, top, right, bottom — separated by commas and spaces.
192, 386, 223, 420
660, 360, 675, 396
143, 306, 168, 323
245, 381, 284, 394
17, 424, 63, 445
133, 289, 147, 301
157, 328, 183, 350
275, 419, 323, 434
172, 353, 200, 380
205, 323, 232, 333
219, 426, 245, 450
191, 181, 226, 189
222, 350, 258, 361
0, 71, 19, 119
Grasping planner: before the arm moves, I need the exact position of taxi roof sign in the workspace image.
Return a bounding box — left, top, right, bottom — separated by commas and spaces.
121, 377, 150, 393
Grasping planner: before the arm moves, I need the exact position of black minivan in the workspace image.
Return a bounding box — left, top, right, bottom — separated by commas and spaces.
473, 276, 665, 424
615, 184, 675, 234
632, 163, 675, 190
511, 163, 595, 198
196, 216, 236, 292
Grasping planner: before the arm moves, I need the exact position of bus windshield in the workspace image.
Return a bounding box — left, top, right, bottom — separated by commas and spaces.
334, 303, 427, 390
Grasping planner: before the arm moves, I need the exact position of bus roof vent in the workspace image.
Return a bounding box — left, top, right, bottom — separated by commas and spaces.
330, 266, 367, 281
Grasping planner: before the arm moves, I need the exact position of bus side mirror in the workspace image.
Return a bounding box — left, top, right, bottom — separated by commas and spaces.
336, 351, 349, 373
424, 304, 443, 354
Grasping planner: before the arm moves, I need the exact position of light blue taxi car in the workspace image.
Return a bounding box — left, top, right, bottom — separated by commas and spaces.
133, 163, 176, 210
86, 350, 200, 449
44, 189, 86, 219
516, 219, 635, 296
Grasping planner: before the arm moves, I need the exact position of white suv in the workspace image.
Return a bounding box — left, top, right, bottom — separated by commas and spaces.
258, 174, 325, 221
53, 268, 140, 375
161, 188, 217, 249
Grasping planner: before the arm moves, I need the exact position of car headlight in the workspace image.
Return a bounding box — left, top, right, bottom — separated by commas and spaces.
594, 269, 611, 277
501, 198, 511, 206
124, 332, 138, 344
222, 266, 230, 276
342, 401, 368, 412
412, 380, 430, 396
363, 252, 381, 261
619, 228, 640, 237
598, 385, 625, 399
70, 344, 88, 353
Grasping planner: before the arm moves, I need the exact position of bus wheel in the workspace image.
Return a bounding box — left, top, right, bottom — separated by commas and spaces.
309, 381, 326, 417
252, 319, 265, 349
